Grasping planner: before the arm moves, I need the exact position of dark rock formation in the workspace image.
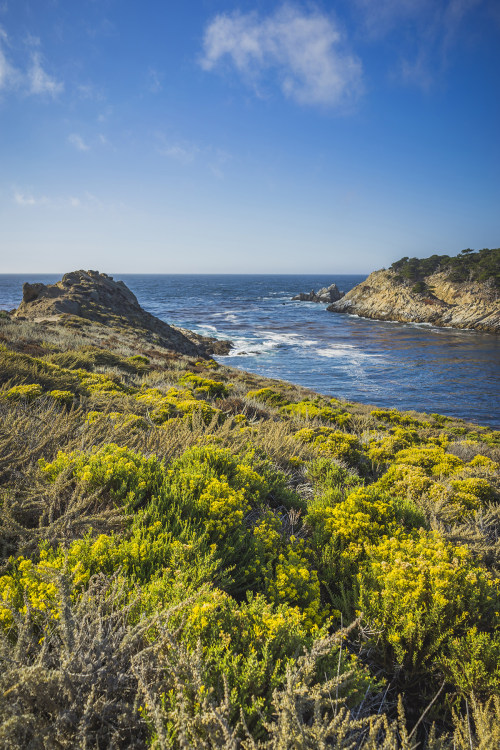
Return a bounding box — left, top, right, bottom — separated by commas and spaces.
292, 283, 343, 303
327, 269, 500, 332
15, 270, 232, 356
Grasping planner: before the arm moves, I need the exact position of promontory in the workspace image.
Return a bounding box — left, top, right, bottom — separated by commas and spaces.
12, 269, 232, 355
328, 248, 500, 333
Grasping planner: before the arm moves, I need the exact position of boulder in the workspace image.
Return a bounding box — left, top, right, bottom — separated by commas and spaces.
292, 283, 343, 303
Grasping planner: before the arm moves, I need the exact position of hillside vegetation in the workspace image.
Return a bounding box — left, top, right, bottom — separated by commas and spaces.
390, 248, 500, 289
0, 313, 499, 749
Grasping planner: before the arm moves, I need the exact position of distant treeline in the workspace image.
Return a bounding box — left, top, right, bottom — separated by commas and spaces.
390, 247, 500, 288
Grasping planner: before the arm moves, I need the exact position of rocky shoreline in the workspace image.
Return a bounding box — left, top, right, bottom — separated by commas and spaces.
327, 268, 500, 333
13, 270, 232, 356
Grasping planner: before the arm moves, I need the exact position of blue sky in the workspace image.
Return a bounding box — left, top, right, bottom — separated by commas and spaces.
0, 0, 498, 273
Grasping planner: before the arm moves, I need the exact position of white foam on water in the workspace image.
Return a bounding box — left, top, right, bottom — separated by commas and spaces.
225, 337, 280, 357
261, 331, 301, 345
196, 324, 217, 332
315, 345, 382, 359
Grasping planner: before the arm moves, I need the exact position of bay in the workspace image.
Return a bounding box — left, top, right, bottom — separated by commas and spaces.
1, 273, 499, 428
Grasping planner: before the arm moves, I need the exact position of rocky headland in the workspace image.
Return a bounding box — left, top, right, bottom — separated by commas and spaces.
292, 282, 344, 303
14, 270, 232, 355
328, 249, 500, 333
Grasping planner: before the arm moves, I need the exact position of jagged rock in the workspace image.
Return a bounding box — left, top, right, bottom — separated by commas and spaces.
327, 269, 500, 332
292, 283, 343, 303
15, 270, 232, 356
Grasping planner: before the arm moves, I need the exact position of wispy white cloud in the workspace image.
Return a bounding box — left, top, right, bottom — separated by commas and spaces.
0, 29, 63, 97
158, 141, 200, 164
13, 189, 107, 211
13, 191, 47, 207
28, 51, 63, 96
97, 106, 113, 123
200, 4, 362, 109
0, 26, 20, 91
156, 134, 232, 178
208, 148, 232, 180
147, 67, 163, 93
68, 133, 90, 151
353, 0, 484, 88
353, 0, 428, 38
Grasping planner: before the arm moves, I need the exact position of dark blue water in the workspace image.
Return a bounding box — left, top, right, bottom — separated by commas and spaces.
1, 274, 499, 428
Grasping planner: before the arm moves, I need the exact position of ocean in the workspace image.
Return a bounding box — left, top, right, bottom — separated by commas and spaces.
1, 273, 499, 429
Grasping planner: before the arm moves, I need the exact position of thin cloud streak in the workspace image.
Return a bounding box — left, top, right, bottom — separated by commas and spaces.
201, 4, 363, 108
68, 133, 90, 151
13, 189, 108, 211
353, 0, 485, 89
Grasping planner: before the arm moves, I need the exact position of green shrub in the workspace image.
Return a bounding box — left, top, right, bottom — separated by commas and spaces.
49, 389, 74, 406
179, 372, 230, 398
246, 388, 290, 408
3, 384, 43, 401
358, 531, 500, 673
39, 443, 165, 509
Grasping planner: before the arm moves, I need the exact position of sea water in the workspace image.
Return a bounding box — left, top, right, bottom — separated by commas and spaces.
1, 273, 499, 428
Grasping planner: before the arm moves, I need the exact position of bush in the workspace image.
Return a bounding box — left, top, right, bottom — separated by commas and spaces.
358, 531, 499, 674
39, 443, 165, 510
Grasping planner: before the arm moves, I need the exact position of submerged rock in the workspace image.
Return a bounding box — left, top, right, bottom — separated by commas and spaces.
292, 283, 343, 303
15, 270, 232, 356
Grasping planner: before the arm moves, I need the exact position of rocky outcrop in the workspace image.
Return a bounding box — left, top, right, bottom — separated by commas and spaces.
327, 269, 500, 332
15, 270, 232, 355
292, 283, 343, 303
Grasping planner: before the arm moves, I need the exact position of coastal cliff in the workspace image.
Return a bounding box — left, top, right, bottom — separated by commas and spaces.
328, 249, 500, 332
14, 270, 231, 355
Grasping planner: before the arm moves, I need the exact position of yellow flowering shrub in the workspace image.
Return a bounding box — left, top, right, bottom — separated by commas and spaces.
376, 463, 434, 500
178, 373, 230, 398
252, 512, 283, 556
265, 545, 325, 629
197, 477, 250, 537
370, 409, 426, 428
467, 454, 499, 473
281, 400, 351, 427
393, 446, 463, 477
367, 427, 420, 463
49, 389, 74, 405
358, 531, 500, 672
179, 588, 373, 732
3, 384, 43, 401
39, 443, 164, 508
77, 370, 126, 396
0, 556, 59, 627
294, 426, 363, 466
246, 388, 290, 407
135, 386, 221, 425
429, 477, 495, 516
307, 487, 399, 586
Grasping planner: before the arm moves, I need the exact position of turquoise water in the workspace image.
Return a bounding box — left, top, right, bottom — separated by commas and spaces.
1, 273, 499, 428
